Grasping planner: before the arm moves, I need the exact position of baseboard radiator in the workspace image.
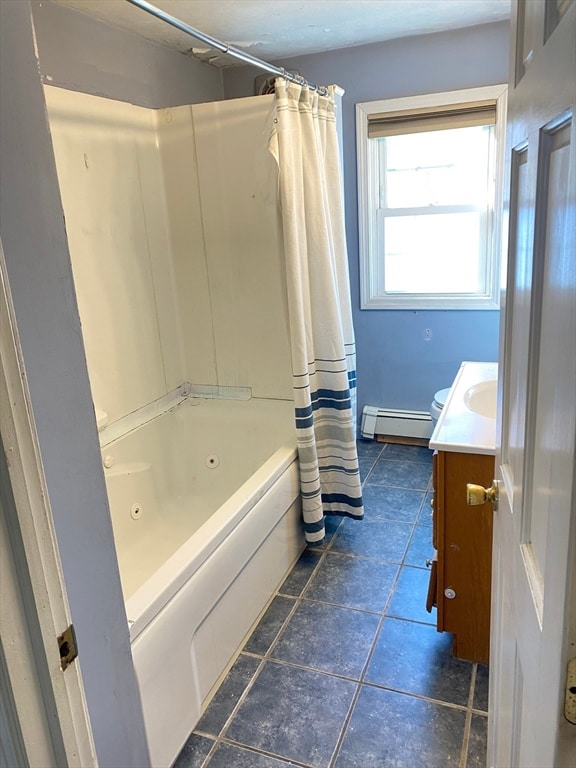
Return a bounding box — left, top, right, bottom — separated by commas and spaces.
361, 405, 433, 441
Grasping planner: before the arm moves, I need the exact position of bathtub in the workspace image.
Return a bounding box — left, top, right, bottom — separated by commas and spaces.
101, 396, 304, 767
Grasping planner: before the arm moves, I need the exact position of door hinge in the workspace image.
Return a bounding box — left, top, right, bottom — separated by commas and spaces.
57, 624, 78, 671
565, 657, 576, 724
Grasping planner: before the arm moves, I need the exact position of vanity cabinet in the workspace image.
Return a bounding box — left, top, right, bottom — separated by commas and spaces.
429, 449, 494, 665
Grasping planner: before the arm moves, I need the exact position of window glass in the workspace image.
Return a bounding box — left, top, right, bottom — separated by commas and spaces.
383, 126, 491, 209
383, 212, 485, 294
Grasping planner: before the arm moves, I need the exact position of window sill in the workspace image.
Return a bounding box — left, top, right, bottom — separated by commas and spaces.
360, 295, 501, 310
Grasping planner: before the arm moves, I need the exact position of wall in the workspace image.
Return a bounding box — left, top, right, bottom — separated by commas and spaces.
225, 21, 510, 418
32, 0, 223, 108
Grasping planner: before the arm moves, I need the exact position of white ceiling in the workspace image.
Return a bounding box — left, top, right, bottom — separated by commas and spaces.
53, 0, 511, 65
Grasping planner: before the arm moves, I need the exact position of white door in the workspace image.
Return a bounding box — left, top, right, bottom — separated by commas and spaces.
0, 241, 97, 768
489, 1, 576, 767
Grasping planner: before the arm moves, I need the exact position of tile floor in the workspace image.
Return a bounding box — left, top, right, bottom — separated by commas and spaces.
173, 441, 489, 768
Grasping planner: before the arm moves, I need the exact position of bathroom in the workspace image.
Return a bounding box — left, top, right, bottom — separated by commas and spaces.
0, 2, 507, 765
2, 2, 575, 768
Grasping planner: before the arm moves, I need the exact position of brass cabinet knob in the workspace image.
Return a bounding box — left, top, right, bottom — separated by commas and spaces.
466, 480, 499, 507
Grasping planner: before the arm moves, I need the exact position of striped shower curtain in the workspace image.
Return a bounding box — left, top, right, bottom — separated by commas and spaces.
268, 79, 363, 544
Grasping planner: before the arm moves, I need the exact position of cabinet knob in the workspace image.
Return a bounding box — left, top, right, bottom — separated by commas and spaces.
444, 588, 456, 599
466, 480, 499, 508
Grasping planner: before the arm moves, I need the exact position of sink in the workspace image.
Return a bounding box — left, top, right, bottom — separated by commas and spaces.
463, 380, 497, 419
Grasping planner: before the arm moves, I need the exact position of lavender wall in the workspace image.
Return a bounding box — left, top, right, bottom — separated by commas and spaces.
225, 21, 509, 421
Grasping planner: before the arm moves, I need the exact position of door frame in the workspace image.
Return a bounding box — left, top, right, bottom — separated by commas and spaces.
0, 239, 97, 768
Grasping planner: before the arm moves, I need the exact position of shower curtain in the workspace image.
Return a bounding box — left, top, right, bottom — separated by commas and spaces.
269, 79, 363, 544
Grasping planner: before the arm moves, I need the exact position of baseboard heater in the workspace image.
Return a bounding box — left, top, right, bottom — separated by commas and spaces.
361, 405, 433, 441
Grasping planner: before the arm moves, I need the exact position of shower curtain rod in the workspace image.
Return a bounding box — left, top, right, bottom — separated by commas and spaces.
125, 0, 328, 95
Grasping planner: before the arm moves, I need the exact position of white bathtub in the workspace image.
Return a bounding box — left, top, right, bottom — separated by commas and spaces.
102, 396, 304, 767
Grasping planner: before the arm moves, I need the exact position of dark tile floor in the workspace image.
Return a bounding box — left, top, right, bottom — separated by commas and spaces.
173, 441, 489, 768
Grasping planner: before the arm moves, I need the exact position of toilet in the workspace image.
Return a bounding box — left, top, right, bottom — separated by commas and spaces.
430, 387, 451, 429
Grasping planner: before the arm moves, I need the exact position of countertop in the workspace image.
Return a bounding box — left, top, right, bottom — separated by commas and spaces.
429, 361, 498, 456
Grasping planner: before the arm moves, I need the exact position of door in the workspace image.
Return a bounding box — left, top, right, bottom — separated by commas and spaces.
0, 240, 97, 768
489, 1, 576, 767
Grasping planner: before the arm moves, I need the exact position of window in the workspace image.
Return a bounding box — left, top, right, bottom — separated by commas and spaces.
357, 85, 507, 309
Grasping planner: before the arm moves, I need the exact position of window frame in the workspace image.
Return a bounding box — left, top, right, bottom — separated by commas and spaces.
356, 85, 508, 310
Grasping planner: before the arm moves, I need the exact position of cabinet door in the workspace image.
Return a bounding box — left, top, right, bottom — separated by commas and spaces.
437, 451, 494, 664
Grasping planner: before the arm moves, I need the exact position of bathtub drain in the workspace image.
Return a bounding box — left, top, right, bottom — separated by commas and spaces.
130, 503, 143, 520
205, 454, 220, 468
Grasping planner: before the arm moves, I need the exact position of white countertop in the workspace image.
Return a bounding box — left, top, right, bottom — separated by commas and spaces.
429, 361, 498, 456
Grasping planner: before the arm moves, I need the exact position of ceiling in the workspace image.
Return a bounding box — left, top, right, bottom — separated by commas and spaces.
52, 0, 511, 66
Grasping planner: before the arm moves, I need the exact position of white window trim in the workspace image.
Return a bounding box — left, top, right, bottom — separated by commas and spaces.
357, 84, 508, 310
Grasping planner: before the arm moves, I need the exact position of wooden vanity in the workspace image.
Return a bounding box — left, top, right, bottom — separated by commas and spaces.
429, 449, 494, 664
428, 362, 498, 665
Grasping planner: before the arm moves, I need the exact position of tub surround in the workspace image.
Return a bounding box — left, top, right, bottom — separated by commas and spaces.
430, 361, 498, 456
44, 85, 292, 431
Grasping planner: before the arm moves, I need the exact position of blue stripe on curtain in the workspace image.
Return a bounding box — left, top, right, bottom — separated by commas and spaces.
302, 490, 322, 499
319, 465, 360, 475
321, 493, 364, 508
295, 389, 352, 422
295, 417, 314, 429
304, 518, 325, 535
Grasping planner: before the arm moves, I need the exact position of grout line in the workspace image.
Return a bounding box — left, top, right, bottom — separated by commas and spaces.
459, 663, 478, 768
363, 481, 432, 493
236, 655, 364, 687
197, 537, 339, 763
295, 545, 414, 567
197, 735, 219, 767
281, 593, 383, 617
468, 662, 478, 709
197, 527, 350, 767
380, 611, 437, 628
326, 530, 409, 767
327, 568, 402, 767
327, 681, 362, 768
358, 448, 383, 485
214, 736, 315, 768
360, 678, 473, 713
195, 580, 307, 762
195, 654, 268, 767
